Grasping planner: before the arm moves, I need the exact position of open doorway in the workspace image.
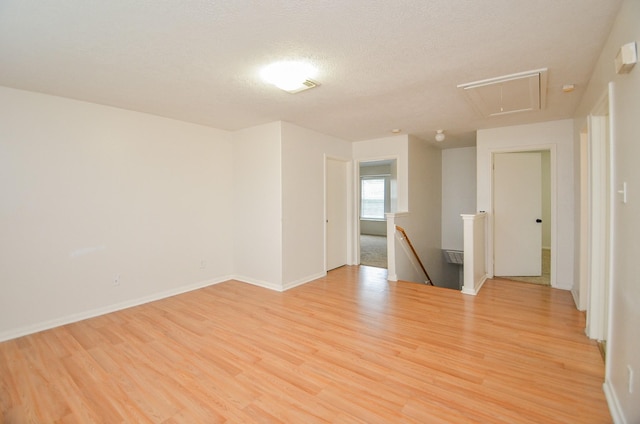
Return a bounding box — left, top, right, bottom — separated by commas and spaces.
492, 149, 553, 287
359, 159, 396, 268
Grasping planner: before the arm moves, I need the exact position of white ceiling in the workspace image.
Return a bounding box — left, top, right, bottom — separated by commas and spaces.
0, 0, 622, 148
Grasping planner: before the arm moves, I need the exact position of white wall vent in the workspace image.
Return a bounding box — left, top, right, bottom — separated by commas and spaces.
457, 68, 547, 117
443, 249, 464, 265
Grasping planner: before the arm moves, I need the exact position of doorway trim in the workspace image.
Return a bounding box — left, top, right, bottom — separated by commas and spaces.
488, 144, 557, 287
584, 85, 613, 342
576, 128, 589, 311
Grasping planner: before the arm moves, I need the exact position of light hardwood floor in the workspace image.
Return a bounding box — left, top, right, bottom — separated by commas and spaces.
0, 266, 611, 423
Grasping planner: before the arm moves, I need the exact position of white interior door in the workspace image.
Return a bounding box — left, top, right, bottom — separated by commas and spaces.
326, 158, 347, 271
493, 152, 542, 276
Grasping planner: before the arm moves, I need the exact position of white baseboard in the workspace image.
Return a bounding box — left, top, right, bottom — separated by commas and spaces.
232, 275, 283, 291
282, 272, 326, 291
570, 288, 585, 310
554, 282, 573, 291
232, 271, 327, 292
461, 274, 488, 296
603, 380, 626, 424
0, 276, 231, 343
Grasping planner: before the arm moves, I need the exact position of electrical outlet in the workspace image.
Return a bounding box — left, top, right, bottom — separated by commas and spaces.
628, 365, 634, 394
200, 260, 207, 269
113, 274, 120, 286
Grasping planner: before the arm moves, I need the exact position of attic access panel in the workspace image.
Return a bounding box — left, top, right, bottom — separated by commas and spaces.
458, 69, 548, 117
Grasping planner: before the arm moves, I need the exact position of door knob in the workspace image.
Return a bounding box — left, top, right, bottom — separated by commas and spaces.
536, 219, 542, 223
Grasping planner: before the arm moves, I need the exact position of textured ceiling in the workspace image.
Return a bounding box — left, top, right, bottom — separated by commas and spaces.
0, 0, 622, 148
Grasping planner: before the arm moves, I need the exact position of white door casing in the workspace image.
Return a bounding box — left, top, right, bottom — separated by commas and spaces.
585, 86, 612, 342
493, 152, 542, 276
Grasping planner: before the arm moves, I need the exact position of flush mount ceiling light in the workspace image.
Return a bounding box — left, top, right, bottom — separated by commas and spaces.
435, 129, 445, 142
261, 61, 319, 93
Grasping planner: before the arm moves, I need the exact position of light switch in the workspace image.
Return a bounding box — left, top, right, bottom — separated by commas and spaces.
617, 182, 628, 204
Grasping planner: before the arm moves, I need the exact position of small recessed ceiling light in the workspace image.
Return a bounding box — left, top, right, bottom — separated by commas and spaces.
261, 61, 319, 93
435, 129, 445, 142
391, 129, 401, 134
562, 84, 575, 93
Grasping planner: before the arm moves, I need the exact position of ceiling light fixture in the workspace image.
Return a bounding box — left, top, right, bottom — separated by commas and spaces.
435, 129, 445, 142
261, 61, 319, 93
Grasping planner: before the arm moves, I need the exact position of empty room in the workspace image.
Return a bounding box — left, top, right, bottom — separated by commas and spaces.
1, 1, 639, 423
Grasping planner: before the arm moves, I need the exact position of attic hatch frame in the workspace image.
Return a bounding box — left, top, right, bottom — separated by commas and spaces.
457, 68, 548, 117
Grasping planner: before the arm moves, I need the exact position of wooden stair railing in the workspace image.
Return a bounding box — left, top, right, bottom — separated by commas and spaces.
395, 225, 434, 286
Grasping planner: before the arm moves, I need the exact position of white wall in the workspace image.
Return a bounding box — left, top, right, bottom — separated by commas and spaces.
441, 146, 476, 288
574, 1, 640, 421
442, 147, 476, 250
0, 86, 233, 340
233, 121, 352, 290
232, 122, 283, 290
281, 122, 352, 288
407, 136, 445, 286
360, 220, 386, 236
477, 119, 574, 289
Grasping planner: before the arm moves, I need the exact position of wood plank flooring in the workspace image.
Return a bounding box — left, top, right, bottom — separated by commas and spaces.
0, 266, 611, 423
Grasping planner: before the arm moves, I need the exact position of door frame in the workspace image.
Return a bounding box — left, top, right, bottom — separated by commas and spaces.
584, 85, 613, 341
488, 145, 557, 287
576, 129, 589, 311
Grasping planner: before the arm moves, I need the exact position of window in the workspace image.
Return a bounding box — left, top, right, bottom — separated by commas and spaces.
360, 178, 385, 219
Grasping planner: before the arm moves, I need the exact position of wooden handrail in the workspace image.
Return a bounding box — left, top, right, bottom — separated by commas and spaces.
395, 225, 434, 285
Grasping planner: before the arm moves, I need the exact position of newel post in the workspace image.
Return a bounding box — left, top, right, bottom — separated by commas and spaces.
461, 213, 488, 295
